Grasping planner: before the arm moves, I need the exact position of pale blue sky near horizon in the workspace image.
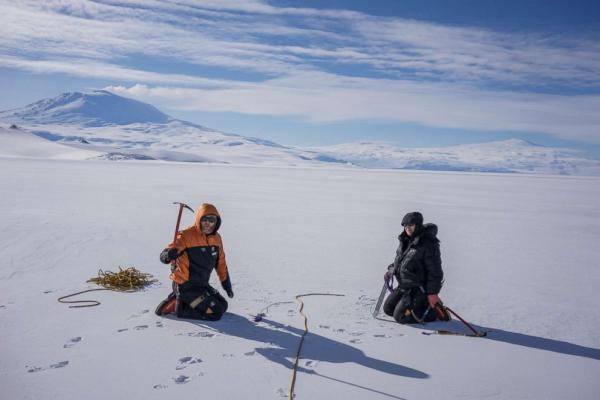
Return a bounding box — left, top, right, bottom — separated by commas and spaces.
1, 0, 599, 155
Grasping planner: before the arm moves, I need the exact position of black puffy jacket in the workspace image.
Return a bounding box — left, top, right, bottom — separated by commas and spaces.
390, 223, 444, 294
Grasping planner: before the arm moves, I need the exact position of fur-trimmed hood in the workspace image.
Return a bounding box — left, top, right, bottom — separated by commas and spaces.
194, 203, 221, 233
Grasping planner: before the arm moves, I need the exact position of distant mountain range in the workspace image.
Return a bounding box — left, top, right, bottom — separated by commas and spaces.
1, 90, 598, 175
310, 140, 600, 175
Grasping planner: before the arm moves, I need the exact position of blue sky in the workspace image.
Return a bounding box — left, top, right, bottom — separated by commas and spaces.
1, 0, 599, 154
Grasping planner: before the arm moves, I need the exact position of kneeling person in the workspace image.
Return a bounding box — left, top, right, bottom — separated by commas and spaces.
383, 211, 445, 324
156, 203, 234, 320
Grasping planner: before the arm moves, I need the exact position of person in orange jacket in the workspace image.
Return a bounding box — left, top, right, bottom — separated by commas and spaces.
155, 203, 233, 320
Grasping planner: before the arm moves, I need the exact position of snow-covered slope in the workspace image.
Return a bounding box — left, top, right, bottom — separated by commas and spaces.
1, 90, 599, 174
1, 158, 599, 399
0, 90, 171, 126
312, 140, 600, 175
0, 125, 102, 160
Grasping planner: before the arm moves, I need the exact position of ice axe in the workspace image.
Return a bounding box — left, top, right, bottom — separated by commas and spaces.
172, 202, 194, 243
169, 202, 194, 291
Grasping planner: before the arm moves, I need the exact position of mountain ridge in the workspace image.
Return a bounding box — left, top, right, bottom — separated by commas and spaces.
1, 90, 171, 126
1, 91, 598, 175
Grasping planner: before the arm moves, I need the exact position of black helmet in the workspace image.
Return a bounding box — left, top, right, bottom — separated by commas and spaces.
401, 211, 423, 226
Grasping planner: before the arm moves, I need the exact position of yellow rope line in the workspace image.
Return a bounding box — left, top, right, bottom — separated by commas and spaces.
57, 288, 112, 308
58, 267, 156, 308
288, 293, 345, 399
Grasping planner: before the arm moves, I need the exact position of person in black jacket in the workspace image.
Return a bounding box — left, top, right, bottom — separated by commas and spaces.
382, 211, 444, 324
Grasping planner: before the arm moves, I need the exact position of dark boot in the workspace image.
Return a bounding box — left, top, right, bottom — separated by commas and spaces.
155, 292, 177, 316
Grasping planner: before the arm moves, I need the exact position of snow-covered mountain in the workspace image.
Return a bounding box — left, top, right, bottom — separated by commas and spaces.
312, 140, 600, 175
1, 90, 171, 126
0, 90, 331, 166
1, 90, 599, 175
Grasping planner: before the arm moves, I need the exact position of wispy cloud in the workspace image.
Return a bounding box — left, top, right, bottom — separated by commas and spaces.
3, 0, 598, 84
106, 75, 600, 143
1, 0, 599, 143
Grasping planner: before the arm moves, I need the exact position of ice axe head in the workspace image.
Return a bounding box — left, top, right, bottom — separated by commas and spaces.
173, 202, 194, 213
172, 202, 195, 242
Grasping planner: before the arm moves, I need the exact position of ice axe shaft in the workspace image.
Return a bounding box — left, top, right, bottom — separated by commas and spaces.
172, 202, 194, 242
169, 202, 194, 290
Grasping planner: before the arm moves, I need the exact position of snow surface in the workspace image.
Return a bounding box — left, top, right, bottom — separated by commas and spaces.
2, 90, 599, 175
1, 157, 599, 400
0, 126, 102, 160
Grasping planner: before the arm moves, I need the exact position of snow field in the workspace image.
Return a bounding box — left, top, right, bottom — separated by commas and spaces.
1, 158, 599, 399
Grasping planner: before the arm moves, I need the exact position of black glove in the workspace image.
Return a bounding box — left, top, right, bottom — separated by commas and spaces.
221, 276, 234, 298
159, 248, 179, 264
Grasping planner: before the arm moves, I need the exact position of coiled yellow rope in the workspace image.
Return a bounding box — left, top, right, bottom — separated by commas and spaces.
87, 266, 157, 290
58, 266, 157, 308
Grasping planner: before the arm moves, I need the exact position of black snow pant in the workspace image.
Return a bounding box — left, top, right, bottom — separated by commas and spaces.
176, 282, 228, 321
383, 286, 437, 324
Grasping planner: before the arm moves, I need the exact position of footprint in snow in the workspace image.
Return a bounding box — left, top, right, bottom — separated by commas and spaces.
318, 325, 330, 329
348, 331, 364, 337
117, 328, 128, 333
155, 321, 164, 328
173, 375, 190, 384
133, 325, 148, 330
63, 337, 82, 348
182, 331, 214, 337
0, 305, 6, 309
27, 361, 69, 372
171, 373, 203, 384
51, 361, 69, 369
221, 353, 235, 358
153, 384, 168, 390
374, 334, 391, 339
350, 338, 363, 344
304, 360, 318, 368
127, 309, 150, 320
176, 357, 203, 370
43, 290, 55, 294
244, 351, 256, 356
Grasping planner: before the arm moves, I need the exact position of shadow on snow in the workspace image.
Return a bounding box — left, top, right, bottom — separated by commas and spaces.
180, 312, 427, 399
402, 319, 600, 361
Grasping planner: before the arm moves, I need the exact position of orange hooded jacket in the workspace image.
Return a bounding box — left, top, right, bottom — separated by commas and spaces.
167, 203, 229, 286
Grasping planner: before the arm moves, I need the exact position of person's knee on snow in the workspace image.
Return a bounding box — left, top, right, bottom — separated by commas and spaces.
382, 287, 404, 317
382, 302, 394, 317
203, 296, 228, 321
